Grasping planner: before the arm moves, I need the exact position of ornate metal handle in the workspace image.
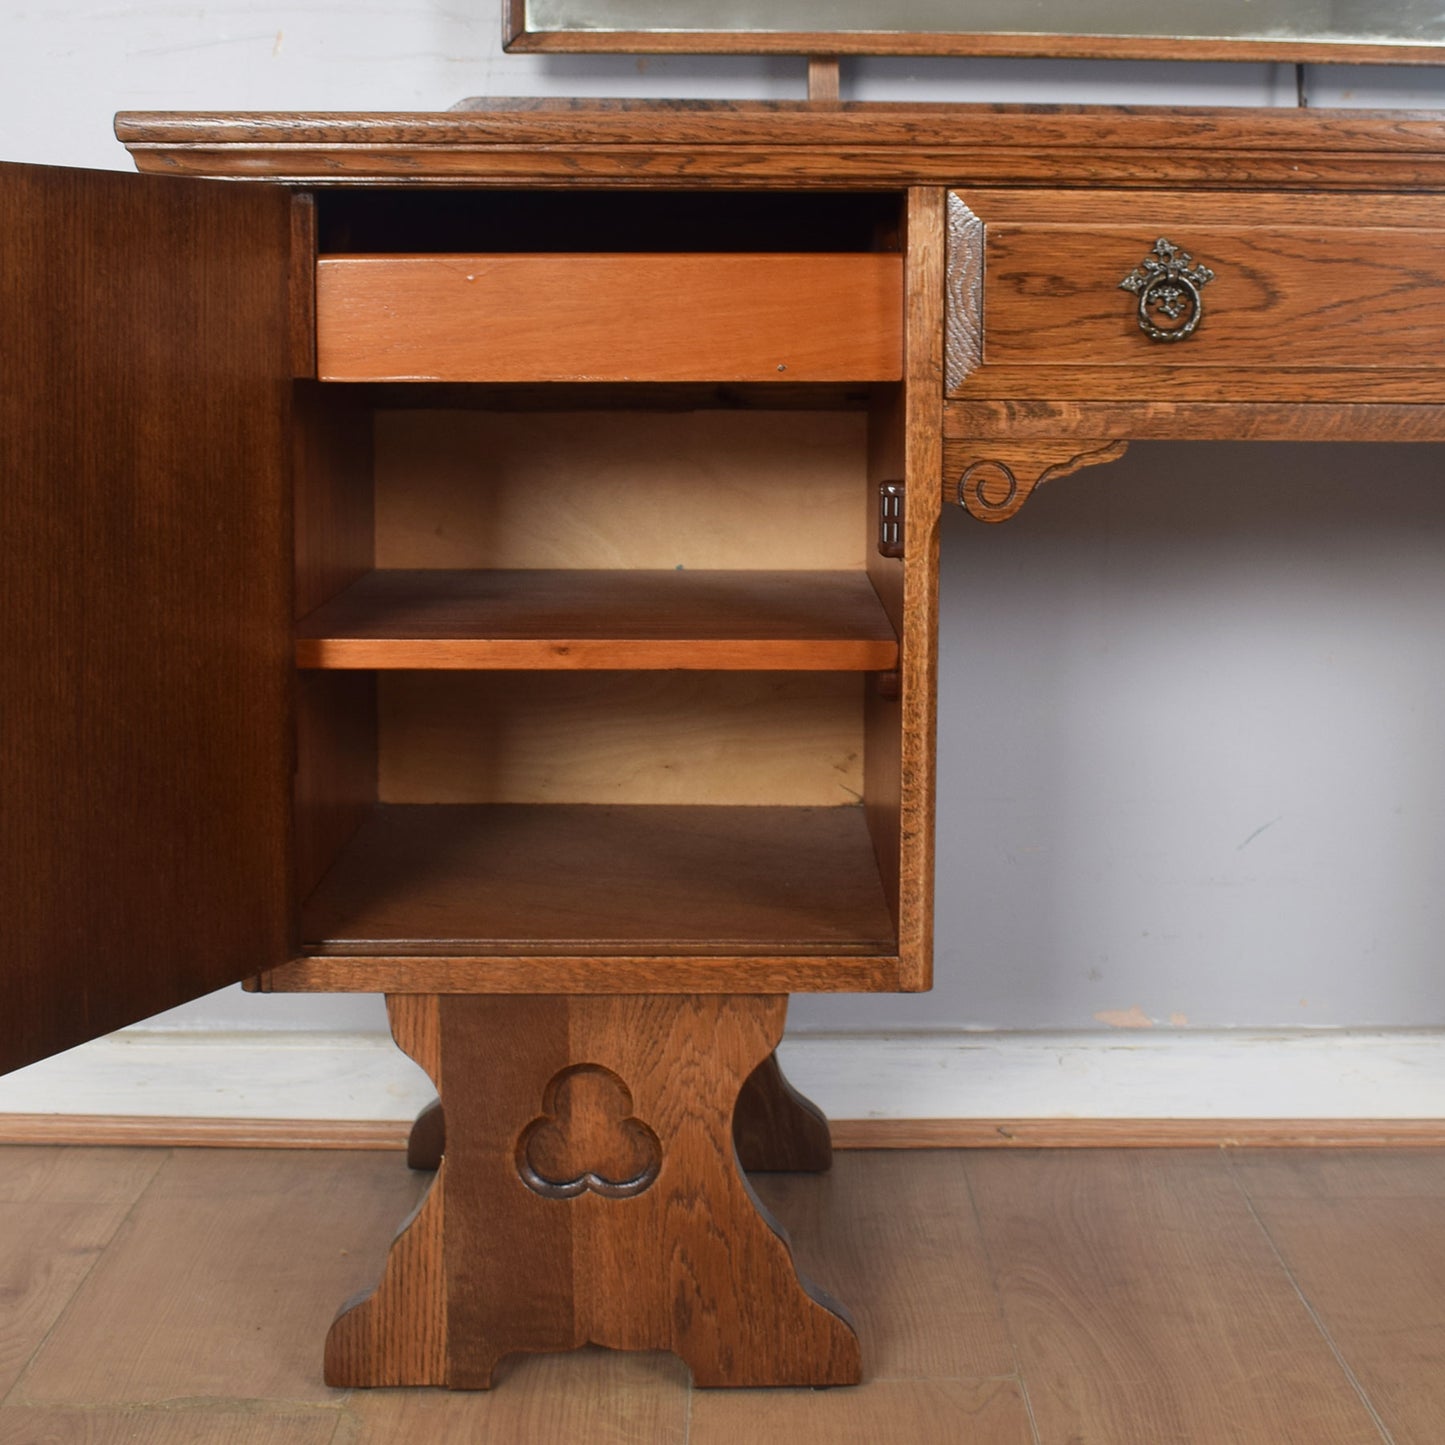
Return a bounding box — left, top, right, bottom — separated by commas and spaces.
1119, 238, 1215, 342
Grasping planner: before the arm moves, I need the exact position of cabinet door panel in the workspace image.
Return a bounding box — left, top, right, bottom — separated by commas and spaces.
0, 162, 295, 1074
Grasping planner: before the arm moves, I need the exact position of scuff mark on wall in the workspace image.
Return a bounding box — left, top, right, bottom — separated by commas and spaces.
1094, 1005, 1153, 1029
1236, 815, 1283, 851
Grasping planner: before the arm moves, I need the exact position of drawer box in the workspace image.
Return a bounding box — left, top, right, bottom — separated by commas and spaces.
949, 191, 1445, 402
316, 252, 903, 383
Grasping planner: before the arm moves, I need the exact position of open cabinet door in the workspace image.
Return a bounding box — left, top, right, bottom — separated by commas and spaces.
0, 161, 296, 1075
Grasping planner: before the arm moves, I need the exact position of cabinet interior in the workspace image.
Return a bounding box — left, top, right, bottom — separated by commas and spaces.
289, 188, 911, 972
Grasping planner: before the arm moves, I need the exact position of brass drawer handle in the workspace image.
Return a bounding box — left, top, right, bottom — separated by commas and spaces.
1119, 237, 1216, 342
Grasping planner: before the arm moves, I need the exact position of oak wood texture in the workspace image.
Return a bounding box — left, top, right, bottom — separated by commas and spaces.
948, 397, 1445, 444
8, 1145, 1445, 1438
732, 1052, 833, 1173
1232, 1150, 1445, 1445
341, 1351, 690, 1444
408, 1049, 835, 1174
298, 803, 895, 962
752, 1151, 1017, 1382
14, 1149, 427, 1406
325, 994, 861, 1388
806, 56, 840, 105
0, 1412, 340, 1445
0, 1149, 165, 1399
407, 1100, 446, 1171
831, 1118, 1445, 1150
957, 187, 1445, 404
966, 1150, 1391, 1443
884, 187, 945, 990
294, 670, 377, 904
288, 192, 318, 379
689, 1378, 1035, 1445
261, 952, 902, 995
295, 568, 898, 670
948, 439, 1131, 522
315, 253, 902, 383
116, 105, 1445, 191
8, 1114, 1445, 1152
376, 671, 867, 808
0, 161, 294, 1076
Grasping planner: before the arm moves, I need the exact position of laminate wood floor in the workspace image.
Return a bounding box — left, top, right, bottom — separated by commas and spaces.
0, 1144, 1440, 1443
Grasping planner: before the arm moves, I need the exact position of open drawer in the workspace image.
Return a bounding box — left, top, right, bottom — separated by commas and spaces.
316, 251, 903, 382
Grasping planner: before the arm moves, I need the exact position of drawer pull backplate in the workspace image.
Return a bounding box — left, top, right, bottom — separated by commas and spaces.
1119, 237, 1216, 342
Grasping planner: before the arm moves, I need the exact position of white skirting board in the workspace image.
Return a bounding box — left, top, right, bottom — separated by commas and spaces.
0, 1027, 1441, 1123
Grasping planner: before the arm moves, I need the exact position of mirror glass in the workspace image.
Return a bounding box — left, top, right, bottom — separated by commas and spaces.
515, 0, 1445, 54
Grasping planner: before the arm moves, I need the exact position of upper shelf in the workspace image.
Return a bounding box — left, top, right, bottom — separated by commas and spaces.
295, 569, 899, 671
314, 252, 903, 383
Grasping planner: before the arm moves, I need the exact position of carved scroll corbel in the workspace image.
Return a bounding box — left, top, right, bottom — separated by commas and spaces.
949, 439, 1130, 523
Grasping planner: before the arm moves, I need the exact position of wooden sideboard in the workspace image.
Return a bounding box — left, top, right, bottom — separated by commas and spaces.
4, 101, 1445, 1390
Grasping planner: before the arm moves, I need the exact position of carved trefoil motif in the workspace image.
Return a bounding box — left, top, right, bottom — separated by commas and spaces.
1119, 237, 1216, 342
516, 1063, 662, 1199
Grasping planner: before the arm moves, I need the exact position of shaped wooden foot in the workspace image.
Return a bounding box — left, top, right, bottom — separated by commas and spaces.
406, 1049, 832, 1175
734, 1052, 833, 1172
406, 1098, 445, 1171
327, 993, 860, 1389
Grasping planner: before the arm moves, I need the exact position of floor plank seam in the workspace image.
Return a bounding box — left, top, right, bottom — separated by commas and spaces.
1226, 1155, 1400, 1445
957, 1156, 1044, 1445
0, 1146, 173, 1410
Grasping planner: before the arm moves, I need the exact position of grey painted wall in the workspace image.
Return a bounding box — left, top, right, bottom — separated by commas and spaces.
5, 4, 1444, 1036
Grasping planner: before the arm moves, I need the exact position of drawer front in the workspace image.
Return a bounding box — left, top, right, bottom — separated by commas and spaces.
949, 191, 1445, 401
316, 253, 902, 383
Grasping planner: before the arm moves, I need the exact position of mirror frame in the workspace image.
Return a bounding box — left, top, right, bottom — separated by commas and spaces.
503, 0, 1445, 63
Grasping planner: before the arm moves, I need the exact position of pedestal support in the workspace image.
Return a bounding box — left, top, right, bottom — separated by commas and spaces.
328, 992, 860, 1389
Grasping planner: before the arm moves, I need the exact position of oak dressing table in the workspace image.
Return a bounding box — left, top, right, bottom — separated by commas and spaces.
6, 98, 1445, 1389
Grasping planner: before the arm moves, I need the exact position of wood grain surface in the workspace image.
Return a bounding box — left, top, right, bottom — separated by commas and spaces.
980, 220, 1445, 372
408, 1049, 837, 1175
15, 1150, 427, 1406
342, 1350, 689, 1443
752, 1150, 1016, 1382
947, 397, 1445, 443
376, 671, 865, 807
690, 1378, 1034, 1444
4, 1145, 1444, 1436
327, 994, 860, 1388
946, 439, 1130, 521
116, 106, 1445, 191
0, 1150, 165, 1399
1233, 1150, 1445, 1445
887, 187, 945, 990
373, 409, 867, 572
966, 1150, 1392, 1443
0, 161, 295, 1075
295, 568, 898, 670
317, 253, 902, 383
0, 1412, 339, 1444
299, 803, 895, 959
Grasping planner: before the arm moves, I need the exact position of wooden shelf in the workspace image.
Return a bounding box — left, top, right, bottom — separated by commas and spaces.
300, 803, 896, 956
295, 569, 898, 671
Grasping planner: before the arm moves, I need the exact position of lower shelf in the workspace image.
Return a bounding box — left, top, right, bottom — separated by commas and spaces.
299, 803, 897, 958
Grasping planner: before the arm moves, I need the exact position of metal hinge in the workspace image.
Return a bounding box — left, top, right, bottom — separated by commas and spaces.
877, 481, 906, 558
